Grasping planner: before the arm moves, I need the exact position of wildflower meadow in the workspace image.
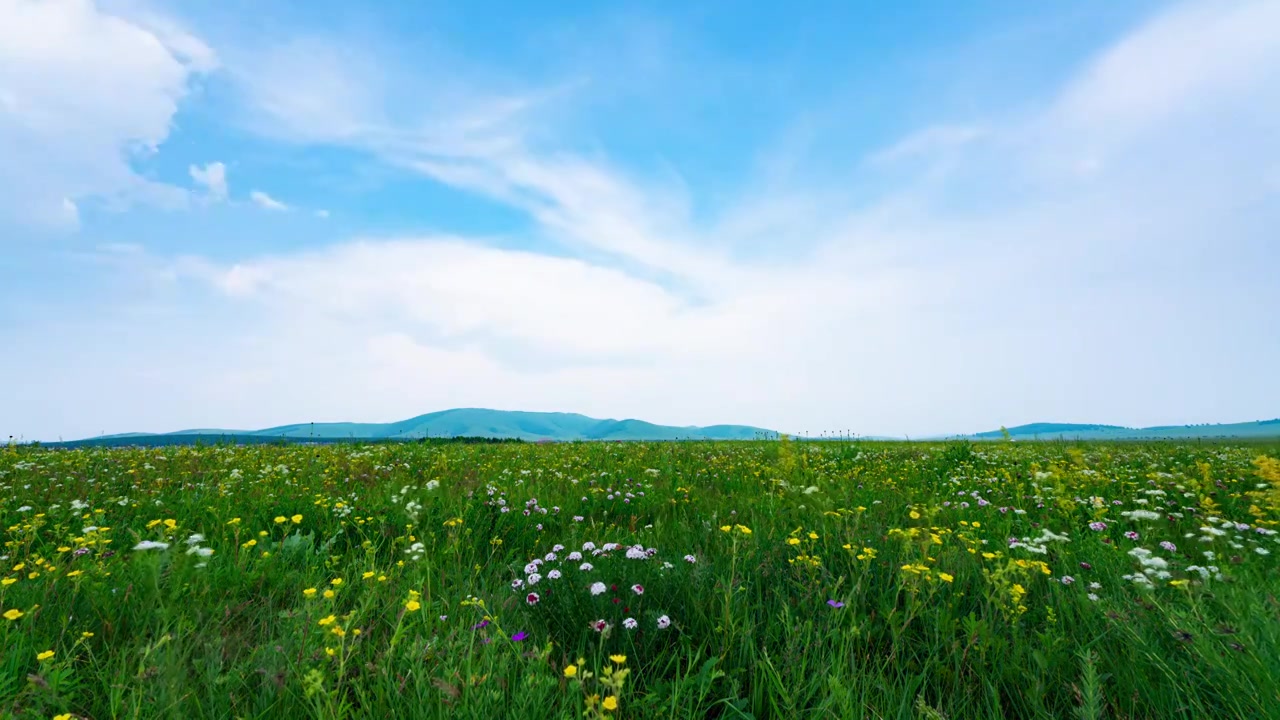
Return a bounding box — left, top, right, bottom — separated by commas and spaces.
2, 438, 1279, 719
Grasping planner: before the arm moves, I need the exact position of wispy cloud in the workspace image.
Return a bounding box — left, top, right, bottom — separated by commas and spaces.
2, 0, 1278, 441
249, 190, 289, 211
189, 162, 228, 202
177, 0, 1278, 435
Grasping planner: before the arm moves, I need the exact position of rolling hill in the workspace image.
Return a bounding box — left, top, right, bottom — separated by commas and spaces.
39, 412, 1280, 448
60, 409, 773, 446
962, 419, 1280, 441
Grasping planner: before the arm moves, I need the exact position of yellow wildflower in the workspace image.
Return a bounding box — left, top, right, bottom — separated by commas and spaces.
609, 654, 626, 664
602, 696, 619, 711
37, 650, 54, 661
303, 588, 317, 598
405, 600, 421, 612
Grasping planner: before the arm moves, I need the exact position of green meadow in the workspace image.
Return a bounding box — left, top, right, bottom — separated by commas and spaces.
2, 439, 1278, 719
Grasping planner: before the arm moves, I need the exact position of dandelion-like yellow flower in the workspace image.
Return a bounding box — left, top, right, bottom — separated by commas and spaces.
1, 578, 16, 586
81, 632, 94, 638
303, 588, 317, 597
563, 664, 578, 678
405, 600, 421, 612
37, 650, 54, 661
362, 572, 374, 580
786, 538, 800, 546
318, 615, 337, 626
55, 714, 72, 720
808, 532, 818, 540
323, 590, 335, 599
291, 514, 303, 524
330, 578, 343, 586
602, 696, 619, 711
609, 654, 626, 664
939, 573, 955, 583
274, 516, 286, 524
720, 525, 732, 533
163, 519, 177, 530
3, 609, 23, 621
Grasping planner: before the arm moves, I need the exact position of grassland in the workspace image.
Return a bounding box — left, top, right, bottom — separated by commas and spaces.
2, 438, 1279, 719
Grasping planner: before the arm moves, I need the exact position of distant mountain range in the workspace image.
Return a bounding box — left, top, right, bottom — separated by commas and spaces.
69, 409, 773, 446
957, 420, 1280, 441
39, 410, 1280, 447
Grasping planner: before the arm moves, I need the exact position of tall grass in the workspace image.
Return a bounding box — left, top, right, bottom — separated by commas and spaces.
1, 438, 1278, 719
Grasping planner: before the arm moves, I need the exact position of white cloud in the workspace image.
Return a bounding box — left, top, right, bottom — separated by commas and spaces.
1054, 0, 1280, 134
868, 124, 985, 165
249, 190, 289, 211
0, 0, 215, 229
315, 209, 330, 219
188, 161, 227, 201
229, 38, 387, 143
175, 0, 1275, 437
4, 0, 1279, 441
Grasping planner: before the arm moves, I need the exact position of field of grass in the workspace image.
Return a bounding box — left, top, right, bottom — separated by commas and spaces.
2, 438, 1279, 719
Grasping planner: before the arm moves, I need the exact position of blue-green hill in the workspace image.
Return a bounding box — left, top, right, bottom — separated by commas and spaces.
963, 419, 1280, 440
63, 409, 771, 446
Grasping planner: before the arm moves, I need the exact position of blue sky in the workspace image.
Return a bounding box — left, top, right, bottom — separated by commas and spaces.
2, 0, 1278, 441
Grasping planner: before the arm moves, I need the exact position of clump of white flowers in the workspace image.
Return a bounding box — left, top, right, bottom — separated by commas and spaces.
405, 541, 426, 562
